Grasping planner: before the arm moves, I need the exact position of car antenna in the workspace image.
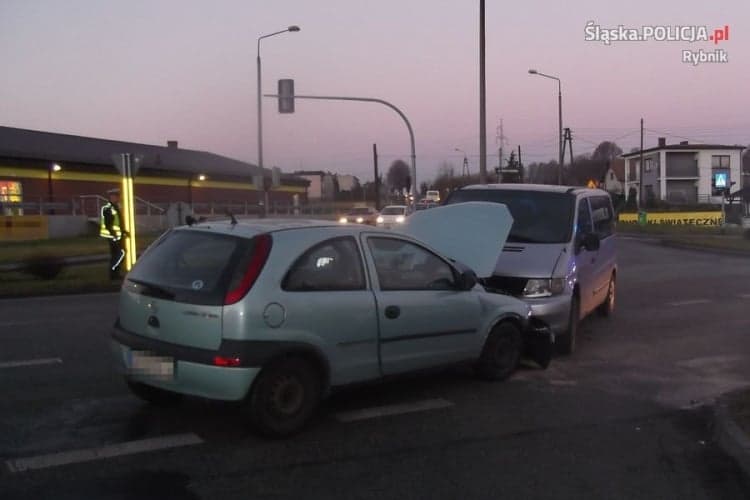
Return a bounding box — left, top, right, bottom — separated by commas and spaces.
226, 210, 238, 226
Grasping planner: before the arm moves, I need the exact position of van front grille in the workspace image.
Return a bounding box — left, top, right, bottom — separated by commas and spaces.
480, 276, 528, 296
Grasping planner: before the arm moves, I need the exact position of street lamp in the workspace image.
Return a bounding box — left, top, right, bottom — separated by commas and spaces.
257, 25, 300, 177
529, 69, 563, 185
47, 163, 61, 214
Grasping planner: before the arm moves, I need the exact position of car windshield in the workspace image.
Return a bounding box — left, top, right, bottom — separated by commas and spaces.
381, 206, 405, 215
444, 189, 574, 244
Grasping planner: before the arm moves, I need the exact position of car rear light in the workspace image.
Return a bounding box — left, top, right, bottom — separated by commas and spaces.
224, 233, 272, 305
213, 356, 241, 367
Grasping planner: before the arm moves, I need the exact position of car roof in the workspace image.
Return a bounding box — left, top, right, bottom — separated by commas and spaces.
383, 205, 407, 209
457, 183, 609, 197
175, 218, 389, 239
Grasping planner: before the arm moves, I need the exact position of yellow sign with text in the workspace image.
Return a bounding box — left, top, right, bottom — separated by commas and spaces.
618, 211, 723, 226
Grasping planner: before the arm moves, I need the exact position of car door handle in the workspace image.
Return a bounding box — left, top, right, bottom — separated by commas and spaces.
384, 306, 400, 319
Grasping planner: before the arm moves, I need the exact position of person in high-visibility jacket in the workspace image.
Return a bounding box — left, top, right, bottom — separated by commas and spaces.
100, 188, 128, 280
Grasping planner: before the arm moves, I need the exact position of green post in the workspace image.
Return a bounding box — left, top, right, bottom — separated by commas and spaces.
637, 210, 647, 226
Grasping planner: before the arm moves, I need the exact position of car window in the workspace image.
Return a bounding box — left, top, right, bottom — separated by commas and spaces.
577, 198, 593, 236
127, 230, 248, 305
589, 195, 614, 238
367, 237, 455, 291
282, 237, 365, 291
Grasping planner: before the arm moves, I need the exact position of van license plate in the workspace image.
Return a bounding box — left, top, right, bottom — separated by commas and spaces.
127, 350, 174, 380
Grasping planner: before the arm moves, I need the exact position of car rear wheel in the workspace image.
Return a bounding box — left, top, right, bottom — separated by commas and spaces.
126, 380, 182, 406
597, 274, 616, 317
558, 294, 580, 355
245, 357, 322, 437
476, 321, 523, 381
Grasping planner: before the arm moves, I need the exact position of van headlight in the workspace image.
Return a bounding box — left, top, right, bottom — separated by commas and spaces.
523, 278, 565, 298
376, 216, 384, 224
395, 215, 405, 223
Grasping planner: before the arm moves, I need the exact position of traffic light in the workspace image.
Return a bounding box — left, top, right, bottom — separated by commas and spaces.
278, 79, 295, 113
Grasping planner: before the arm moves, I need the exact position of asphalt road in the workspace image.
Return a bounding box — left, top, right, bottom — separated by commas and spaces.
1, 236, 749, 499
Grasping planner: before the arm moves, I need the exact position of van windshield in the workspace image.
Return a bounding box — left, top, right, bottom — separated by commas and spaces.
444, 189, 574, 244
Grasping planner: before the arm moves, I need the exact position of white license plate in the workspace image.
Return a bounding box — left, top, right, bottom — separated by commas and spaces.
126, 350, 175, 380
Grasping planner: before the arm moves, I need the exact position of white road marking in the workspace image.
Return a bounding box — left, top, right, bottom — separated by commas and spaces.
668, 299, 712, 307
549, 379, 578, 386
5, 433, 203, 473
0, 358, 62, 369
739, 293, 750, 299
334, 398, 453, 423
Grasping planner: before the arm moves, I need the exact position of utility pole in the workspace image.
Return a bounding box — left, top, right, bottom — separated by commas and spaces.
639, 118, 644, 207
478, 0, 488, 184
496, 120, 505, 183
518, 145, 523, 183
373, 143, 380, 210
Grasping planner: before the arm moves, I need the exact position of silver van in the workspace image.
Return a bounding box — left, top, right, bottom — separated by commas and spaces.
443, 184, 617, 354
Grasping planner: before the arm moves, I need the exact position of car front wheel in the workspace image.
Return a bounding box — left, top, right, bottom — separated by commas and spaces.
476, 321, 523, 381
245, 357, 322, 437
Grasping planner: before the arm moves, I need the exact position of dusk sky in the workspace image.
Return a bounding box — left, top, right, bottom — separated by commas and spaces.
1, 0, 748, 183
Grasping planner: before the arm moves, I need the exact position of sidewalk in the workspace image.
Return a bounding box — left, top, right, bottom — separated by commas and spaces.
617, 232, 750, 257
0, 254, 108, 273
714, 389, 750, 478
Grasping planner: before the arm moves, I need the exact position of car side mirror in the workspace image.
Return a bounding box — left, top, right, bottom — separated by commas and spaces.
457, 268, 478, 291
579, 233, 600, 252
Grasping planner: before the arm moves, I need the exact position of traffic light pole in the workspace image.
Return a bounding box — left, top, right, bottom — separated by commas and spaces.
265, 93, 417, 208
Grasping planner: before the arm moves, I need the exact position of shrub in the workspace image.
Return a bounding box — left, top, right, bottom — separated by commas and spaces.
23, 255, 66, 280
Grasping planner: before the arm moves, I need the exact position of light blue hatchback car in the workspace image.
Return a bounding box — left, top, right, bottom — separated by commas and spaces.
112, 202, 552, 436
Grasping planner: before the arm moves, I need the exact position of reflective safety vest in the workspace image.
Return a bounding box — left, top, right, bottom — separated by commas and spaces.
99, 202, 122, 239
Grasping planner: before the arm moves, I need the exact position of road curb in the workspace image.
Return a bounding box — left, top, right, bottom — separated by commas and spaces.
0, 254, 108, 272
659, 240, 750, 258
713, 392, 750, 479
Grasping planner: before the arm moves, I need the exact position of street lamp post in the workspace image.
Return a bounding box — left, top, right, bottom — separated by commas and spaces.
47, 163, 61, 214
256, 25, 300, 179
529, 69, 563, 185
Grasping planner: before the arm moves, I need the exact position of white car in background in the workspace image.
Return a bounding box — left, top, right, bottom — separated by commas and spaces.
376, 205, 409, 228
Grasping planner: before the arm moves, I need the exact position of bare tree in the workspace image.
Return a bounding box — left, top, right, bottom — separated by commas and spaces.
591, 141, 623, 161
386, 159, 411, 194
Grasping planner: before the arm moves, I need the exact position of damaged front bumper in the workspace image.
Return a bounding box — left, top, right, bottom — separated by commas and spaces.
522, 317, 554, 369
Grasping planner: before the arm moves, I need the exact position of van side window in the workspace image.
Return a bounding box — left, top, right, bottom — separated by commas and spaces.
589, 196, 614, 238
576, 198, 592, 236
282, 237, 366, 291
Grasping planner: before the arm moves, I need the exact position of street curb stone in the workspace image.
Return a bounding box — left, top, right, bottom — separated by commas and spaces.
660, 240, 750, 258
713, 392, 750, 479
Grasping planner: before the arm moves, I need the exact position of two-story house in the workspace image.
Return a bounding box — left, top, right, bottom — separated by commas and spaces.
622, 138, 745, 205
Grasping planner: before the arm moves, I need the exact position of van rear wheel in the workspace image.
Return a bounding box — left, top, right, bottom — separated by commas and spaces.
558, 295, 580, 355
245, 357, 322, 437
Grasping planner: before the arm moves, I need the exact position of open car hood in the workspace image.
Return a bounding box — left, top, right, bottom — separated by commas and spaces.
397, 201, 513, 277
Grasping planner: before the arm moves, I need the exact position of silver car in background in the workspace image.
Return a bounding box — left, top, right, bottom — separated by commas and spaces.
444, 184, 617, 354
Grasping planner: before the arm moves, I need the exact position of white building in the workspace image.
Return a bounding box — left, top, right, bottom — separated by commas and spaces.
336, 174, 360, 192
603, 159, 625, 195
622, 138, 745, 205
293, 171, 336, 200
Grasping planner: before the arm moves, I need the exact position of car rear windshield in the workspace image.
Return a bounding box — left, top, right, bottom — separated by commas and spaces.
381, 207, 405, 215
127, 230, 255, 305
444, 189, 574, 244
